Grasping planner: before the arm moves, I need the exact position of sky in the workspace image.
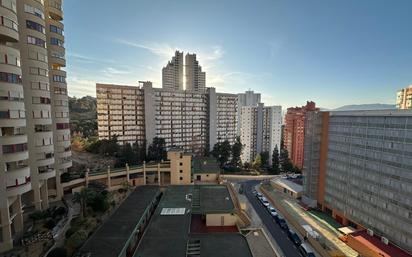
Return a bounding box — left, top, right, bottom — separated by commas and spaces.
64, 0, 412, 109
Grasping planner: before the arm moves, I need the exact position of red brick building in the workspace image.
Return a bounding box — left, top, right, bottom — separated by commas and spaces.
283, 101, 318, 169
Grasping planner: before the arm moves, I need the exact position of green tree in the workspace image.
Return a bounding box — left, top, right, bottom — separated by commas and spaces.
271, 145, 280, 174
280, 148, 293, 173
253, 154, 262, 170
211, 140, 231, 167
118, 143, 135, 166
231, 136, 243, 167
260, 151, 269, 167
72, 188, 93, 218
147, 137, 167, 161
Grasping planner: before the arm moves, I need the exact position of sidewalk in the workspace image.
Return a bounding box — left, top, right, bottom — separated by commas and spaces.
261, 184, 358, 257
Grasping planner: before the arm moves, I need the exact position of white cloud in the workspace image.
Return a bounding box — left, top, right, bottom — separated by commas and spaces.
67, 76, 96, 97
67, 52, 115, 64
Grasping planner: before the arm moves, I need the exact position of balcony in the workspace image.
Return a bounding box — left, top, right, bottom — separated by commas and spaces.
6, 181, 31, 197
48, 0, 63, 21
0, 10, 19, 42
38, 167, 56, 180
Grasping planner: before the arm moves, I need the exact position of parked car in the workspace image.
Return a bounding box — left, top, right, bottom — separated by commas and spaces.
256, 192, 262, 198
267, 206, 276, 212
262, 200, 270, 207
252, 190, 257, 195
269, 209, 278, 218
299, 243, 316, 257
287, 229, 302, 246
277, 216, 288, 230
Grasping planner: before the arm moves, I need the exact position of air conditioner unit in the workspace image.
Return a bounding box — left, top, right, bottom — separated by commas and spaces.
381, 237, 389, 245
367, 229, 374, 236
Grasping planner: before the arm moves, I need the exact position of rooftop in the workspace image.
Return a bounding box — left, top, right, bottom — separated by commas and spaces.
348, 230, 412, 257
134, 185, 251, 257
79, 186, 160, 257
192, 157, 222, 174
272, 178, 303, 193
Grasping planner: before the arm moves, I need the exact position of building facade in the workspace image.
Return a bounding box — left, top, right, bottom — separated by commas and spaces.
185, 53, 205, 93
0, 0, 70, 252
302, 110, 412, 254
284, 101, 318, 169
162, 51, 183, 91
396, 85, 412, 109
96, 84, 238, 155
237, 90, 261, 135
239, 104, 282, 165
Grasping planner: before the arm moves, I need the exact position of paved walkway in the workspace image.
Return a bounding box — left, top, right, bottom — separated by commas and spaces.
262, 185, 358, 257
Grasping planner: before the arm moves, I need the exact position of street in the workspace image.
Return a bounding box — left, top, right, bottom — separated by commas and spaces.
242, 180, 302, 257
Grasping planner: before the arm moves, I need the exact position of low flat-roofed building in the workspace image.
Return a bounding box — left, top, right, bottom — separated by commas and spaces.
192, 157, 221, 183
78, 186, 161, 257
134, 185, 253, 257
271, 178, 303, 199
347, 230, 412, 257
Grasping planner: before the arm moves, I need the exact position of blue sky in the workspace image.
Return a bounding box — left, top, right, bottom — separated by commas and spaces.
64, 0, 412, 109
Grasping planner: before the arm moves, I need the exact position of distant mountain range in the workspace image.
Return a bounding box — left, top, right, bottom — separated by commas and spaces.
320, 104, 396, 111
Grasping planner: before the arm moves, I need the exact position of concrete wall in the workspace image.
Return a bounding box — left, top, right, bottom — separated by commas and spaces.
206, 213, 237, 226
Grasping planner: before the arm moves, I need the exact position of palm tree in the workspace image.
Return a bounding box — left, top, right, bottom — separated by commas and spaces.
72, 188, 92, 218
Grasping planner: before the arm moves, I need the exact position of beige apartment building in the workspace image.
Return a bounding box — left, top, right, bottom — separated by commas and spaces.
96, 83, 238, 155
240, 103, 282, 165
0, 0, 70, 252
185, 53, 206, 92
162, 50, 183, 91
396, 85, 412, 109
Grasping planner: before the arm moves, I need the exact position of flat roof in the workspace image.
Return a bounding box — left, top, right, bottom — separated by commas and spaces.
349, 230, 412, 257
199, 185, 234, 213
79, 186, 160, 257
134, 185, 250, 257
192, 157, 221, 174
272, 178, 303, 193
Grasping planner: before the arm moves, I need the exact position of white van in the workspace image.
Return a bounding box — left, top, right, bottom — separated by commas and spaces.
298, 242, 316, 257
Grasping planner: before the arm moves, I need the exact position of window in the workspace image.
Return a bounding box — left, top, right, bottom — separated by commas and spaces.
2, 143, 27, 154
53, 87, 67, 95
56, 123, 69, 130
32, 97, 51, 104
50, 37, 64, 47
180, 162, 183, 166
179, 177, 183, 181
0, 16, 18, 31
29, 67, 48, 76
179, 170, 183, 173
26, 20, 45, 34
50, 25, 63, 35
24, 4, 44, 19
0, 72, 21, 84
53, 75, 65, 83
27, 36, 46, 48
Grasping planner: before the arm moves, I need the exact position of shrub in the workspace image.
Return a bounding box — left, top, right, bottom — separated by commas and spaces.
44, 218, 56, 230
67, 230, 88, 249
65, 228, 76, 239
47, 247, 67, 257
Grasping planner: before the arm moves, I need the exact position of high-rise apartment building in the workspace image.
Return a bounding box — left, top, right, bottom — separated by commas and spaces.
96, 84, 238, 155
302, 110, 412, 254
284, 101, 318, 169
0, 0, 70, 252
208, 87, 238, 148
396, 85, 412, 109
237, 90, 261, 135
239, 104, 282, 164
162, 51, 183, 91
185, 53, 205, 92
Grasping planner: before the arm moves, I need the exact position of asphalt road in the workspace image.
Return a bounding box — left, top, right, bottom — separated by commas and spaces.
242, 180, 302, 257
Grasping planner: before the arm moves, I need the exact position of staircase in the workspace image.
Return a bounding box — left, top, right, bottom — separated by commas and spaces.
191, 186, 201, 213
186, 239, 201, 257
